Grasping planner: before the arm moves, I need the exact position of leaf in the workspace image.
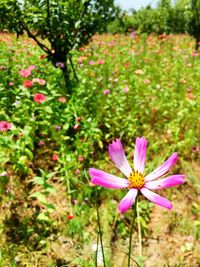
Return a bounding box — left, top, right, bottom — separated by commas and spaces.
45, 203, 56, 212
45, 187, 56, 194
37, 213, 50, 221
33, 176, 44, 186
75, 20, 81, 29
29, 192, 47, 204
25, 148, 33, 160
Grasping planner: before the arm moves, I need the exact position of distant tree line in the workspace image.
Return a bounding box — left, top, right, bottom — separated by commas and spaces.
107, 0, 200, 50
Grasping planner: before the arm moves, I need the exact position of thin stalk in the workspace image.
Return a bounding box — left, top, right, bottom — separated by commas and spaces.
96, 203, 106, 267
137, 200, 142, 258
95, 233, 99, 267
69, 55, 79, 82
128, 196, 138, 267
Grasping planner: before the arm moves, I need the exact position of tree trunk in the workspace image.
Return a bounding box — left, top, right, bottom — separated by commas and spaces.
61, 65, 72, 96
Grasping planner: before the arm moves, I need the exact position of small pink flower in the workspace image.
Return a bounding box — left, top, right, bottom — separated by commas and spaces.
191, 146, 199, 152
72, 199, 78, 205
78, 156, 84, 162
130, 31, 136, 38
32, 78, 46, 85
58, 96, 67, 103
38, 79, 46, 85
74, 169, 81, 175
9, 82, 14, 86
186, 235, 194, 242
38, 141, 45, 147
89, 60, 95, 65
77, 56, 87, 63
122, 86, 129, 93
89, 137, 185, 213
104, 89, 110, 95
124, 62, 130, 68
73, 124, 80, 130
0, 171, 8, 176
28, 65, 36, 71
144, 79, 151, 84
32, 78, 40, 83
97, 59, 105, 65
34, 93, 46, 104
0, 121, 12, 131
19, 69, 31, 78
55, 62, 65, 68
192, 51, 198, 57
52, 154, 59, 161
23, 80, 33, 88
55, 125, 61, 130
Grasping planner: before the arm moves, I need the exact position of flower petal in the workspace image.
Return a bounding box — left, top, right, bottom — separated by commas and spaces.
145, 152, 178, 181
141, 187, 173, 210
134, 136, 147, 174
108, 139, 132, 177
145, 175, 185, 190
118, 189, 138, 213
89, 168, 129, 188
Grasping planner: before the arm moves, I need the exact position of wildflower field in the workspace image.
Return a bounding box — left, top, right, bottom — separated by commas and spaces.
0, 32, 199, 266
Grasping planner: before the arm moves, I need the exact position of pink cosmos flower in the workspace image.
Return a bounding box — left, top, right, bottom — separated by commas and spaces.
0, 121, 12, 131
89, 137, 185, 213
34, 93, 46, 104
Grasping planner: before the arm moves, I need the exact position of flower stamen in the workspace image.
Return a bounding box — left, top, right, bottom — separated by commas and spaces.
128, 171, 145, 189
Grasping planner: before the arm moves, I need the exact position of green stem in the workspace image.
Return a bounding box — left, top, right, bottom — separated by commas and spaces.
137, 199, 142, 258
96, 203, 106, 267
128, 196, 138, 267
95, 233, 99, 267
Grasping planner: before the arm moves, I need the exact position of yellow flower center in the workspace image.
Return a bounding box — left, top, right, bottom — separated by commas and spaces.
128, 171, 145, 189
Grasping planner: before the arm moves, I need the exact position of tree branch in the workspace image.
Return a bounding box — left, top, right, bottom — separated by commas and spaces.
70, 0, 91, 49
19, 20, 52, 55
